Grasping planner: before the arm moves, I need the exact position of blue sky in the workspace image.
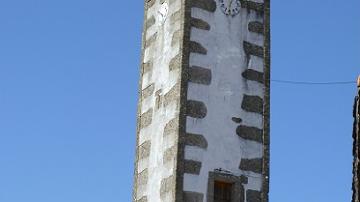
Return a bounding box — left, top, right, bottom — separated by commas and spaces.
0, 1, 359, 202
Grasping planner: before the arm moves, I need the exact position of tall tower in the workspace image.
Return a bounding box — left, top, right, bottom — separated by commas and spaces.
133, 0, 270, 201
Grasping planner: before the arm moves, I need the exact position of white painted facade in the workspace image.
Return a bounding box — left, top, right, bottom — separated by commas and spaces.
184, 1, 265, 201
137, 1, 182, 201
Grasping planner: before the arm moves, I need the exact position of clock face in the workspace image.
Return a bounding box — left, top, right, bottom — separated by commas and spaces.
219, 0, 241, 17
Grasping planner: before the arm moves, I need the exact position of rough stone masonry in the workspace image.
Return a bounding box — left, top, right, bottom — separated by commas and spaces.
353, 78, 360, 202
133, 0, 270, 201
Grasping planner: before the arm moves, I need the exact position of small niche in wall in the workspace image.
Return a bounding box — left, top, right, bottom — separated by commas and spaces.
214, 181, 233, 202
207, 171, 248, 202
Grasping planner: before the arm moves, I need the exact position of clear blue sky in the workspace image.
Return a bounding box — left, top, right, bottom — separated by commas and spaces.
0, 1, 359, 202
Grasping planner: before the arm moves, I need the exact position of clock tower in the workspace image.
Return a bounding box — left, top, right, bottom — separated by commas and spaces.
133, 0, 270, 201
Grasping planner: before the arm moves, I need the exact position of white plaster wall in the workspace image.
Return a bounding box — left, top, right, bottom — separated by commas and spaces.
137, 0, 182, 201
184, 1, 265, 200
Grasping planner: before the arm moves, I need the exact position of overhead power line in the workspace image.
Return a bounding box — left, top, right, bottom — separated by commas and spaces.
271, 79, 356, 85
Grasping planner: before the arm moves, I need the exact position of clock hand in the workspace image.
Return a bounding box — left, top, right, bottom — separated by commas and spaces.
228, 0, 233, 15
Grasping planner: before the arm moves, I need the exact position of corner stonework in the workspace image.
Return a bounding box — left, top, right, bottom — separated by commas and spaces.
133, 0, 185, 201
353, 83, 360, 202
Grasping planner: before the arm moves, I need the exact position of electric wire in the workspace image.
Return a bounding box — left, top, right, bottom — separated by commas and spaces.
271, 79, 356, 85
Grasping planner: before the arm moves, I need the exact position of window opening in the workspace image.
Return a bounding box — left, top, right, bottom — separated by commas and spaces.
214, 181, 233, 202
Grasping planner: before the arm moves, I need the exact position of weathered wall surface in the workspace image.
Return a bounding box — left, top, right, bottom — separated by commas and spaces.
353, 88, 360, 202
181, 0, 269, 201
134, 0, 270, 201
133, 0, 185, 201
